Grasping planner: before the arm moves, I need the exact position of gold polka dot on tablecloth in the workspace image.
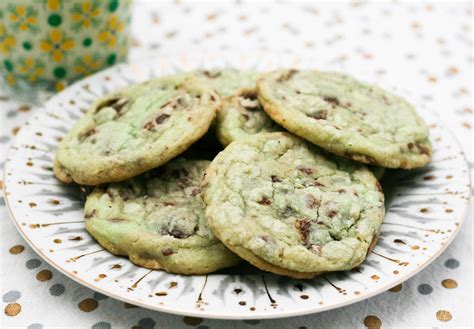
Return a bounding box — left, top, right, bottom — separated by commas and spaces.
182, 316, 203, 326
9, 245, 25, 255
364, 315, 382, 329
436, 310, 452, 322
36, 269, 53, 282
18, 105, 31, 112
78, 298, 98, 312
11, 127, 20, 135
441, 279, 458, 289
4, 303, 21, 317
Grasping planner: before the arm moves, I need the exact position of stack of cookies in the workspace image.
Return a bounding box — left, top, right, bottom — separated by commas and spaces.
54, 69, 431, 278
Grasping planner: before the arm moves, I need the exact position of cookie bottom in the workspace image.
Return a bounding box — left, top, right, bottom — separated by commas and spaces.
88, 228, 241, 275
225, 233, 381, 279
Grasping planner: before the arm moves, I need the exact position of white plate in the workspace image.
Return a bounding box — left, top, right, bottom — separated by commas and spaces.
3, 52, 471, 319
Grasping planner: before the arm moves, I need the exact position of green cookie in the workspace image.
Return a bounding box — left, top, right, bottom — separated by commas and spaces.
257, 70, 432, 169
54, 75, 220, 185
202, 132, 384, 279
84, 158, 241, 275
216, 88, 282, 146
196, 69, 259, 96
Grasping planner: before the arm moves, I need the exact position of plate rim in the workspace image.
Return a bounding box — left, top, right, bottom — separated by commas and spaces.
2, 56, 472, 320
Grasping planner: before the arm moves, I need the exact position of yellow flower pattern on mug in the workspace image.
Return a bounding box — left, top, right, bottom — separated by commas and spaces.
39, 29, 74, 62
74, 54, 102, 75
0, 23, 16, 54
71, 0, 101, 31
7, 4, 39, 33
5, 72, 16, 86
18, 57, 45, 83
46, 0, 62, 11
98, 15, 125, 48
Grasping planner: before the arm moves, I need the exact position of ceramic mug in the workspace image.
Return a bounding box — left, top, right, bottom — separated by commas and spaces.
0, 0, 132, 102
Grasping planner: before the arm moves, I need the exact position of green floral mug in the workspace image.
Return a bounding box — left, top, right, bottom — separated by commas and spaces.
0, 0, 132, 102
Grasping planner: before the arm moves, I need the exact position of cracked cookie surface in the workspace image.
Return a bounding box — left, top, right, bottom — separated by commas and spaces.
257, 70, 431, 169
216, 88, 282, 146
202, 132, 384, 278
54, 75, 220, 185
84, 158, 241, 275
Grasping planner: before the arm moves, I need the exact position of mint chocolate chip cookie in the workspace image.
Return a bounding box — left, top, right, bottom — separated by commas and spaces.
54, 75, 220, 185
197, 69, 259, 97
216, 88, 282, 146
84, 158, 241, 274
257, 70, 431, 169
202, 132, 384, 279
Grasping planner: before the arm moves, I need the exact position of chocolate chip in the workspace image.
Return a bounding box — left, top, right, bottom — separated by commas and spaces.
295, 219, 311, 245
337, 189, 346, 193
163, 201, 175, 206
298, 167, 314, 175
109, 218, 126, 222
84, 209, 96, 219
323, 96, 339, 106
328, 210, 338, 218
306, 195, 319, 209
143, 121, 155, 130
416, 143, 431, 156
159, 100, 172, 109
276, 69, 298, 82
309, 110, 327, 120
202, 70, 221, 78
271, 175, 282, 183
80, 128, 97, 140
162, 248, 173, 256
155, 114, 170, 124
190, 188, 201, 196
169, 229, 188, 239
407, 142, 414, 149
210, 94, 217, 102
257, 197, 272, 205
260, 235, 271, 242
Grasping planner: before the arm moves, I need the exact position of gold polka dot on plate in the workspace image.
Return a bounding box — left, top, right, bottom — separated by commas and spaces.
4, 303, 21, 317
9, 245, 25, 255
364, 315, 382, 329
436, 310, 452, 322
182, 316, 203, 326
36, 269, 53, 282
441, 279, 458, 289
78, 298, 98, 312
389, 284, 402, 292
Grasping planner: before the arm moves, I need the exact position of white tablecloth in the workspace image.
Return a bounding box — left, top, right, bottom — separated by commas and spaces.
1, 1, 472, 328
